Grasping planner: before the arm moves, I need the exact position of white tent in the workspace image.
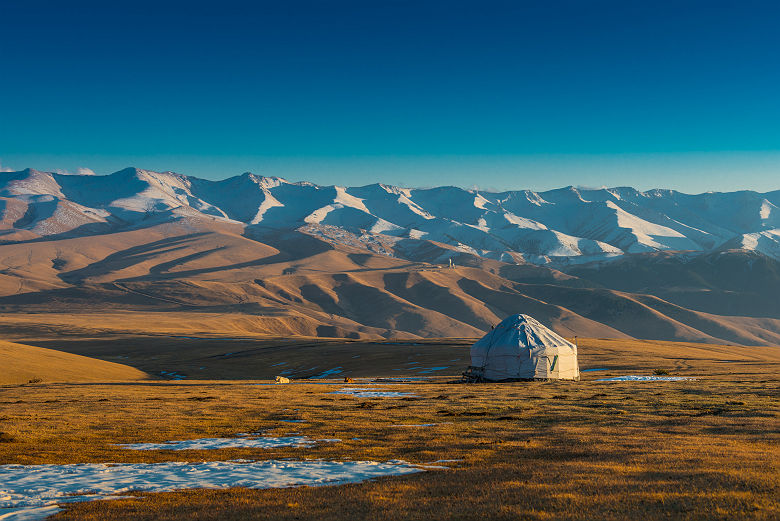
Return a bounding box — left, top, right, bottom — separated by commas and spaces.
468, 314, 580, 381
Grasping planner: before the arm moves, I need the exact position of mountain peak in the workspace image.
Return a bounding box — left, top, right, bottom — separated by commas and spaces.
112, 167, 146, 177
238, 172, 289, 189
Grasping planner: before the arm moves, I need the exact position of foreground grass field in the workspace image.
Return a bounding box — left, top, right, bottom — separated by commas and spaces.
0, 338, 778, 520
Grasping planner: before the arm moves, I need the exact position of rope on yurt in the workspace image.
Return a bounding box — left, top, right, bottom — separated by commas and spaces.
479, 322, 527, 380
480, 322, 501, 372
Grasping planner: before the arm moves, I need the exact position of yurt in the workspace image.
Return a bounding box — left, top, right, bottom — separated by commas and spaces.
466, 314, 580, 381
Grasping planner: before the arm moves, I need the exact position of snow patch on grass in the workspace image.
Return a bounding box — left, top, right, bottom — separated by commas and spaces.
0, 460, 427, 520
331, 388, 416, 398
116, 435, 338, 451
596, 375, 696, 382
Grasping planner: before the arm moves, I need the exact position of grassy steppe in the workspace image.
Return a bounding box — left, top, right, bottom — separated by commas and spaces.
6, 333, 778, 381
0, 338, 777, 520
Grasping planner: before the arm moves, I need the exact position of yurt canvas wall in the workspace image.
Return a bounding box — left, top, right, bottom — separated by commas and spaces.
469, 314, 580, 381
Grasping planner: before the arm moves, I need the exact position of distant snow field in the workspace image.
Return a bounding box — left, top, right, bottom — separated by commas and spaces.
0, 459, 427, 521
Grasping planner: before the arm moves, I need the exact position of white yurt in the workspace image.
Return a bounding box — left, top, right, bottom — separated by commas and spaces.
467, 314, 580, 381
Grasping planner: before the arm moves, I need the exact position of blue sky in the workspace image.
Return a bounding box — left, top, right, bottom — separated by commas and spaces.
1, 0, 779, 192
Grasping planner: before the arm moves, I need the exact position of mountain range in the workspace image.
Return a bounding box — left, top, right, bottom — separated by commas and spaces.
3, 167, 779, 263
1, 167, 779, 346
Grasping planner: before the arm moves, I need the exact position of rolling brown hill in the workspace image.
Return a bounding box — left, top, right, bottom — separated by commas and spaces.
0, 340, 148, 384
1, 219, 779, 345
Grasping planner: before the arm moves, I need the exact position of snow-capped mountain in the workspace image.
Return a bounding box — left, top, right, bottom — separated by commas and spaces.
2, 167, 779, 263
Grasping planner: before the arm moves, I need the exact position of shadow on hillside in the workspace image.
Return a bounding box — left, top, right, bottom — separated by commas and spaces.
58, 233, 213, 283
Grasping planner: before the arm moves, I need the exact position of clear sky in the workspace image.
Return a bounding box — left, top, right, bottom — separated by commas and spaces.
1, 0, 779, 192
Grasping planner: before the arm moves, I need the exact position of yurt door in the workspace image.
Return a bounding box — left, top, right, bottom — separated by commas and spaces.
533, 356, 549, 378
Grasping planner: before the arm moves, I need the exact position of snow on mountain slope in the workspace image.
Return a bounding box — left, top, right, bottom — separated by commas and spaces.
188, 173, 281, 223
0, 169, 66, 199
345, 184, 434, 230
26, 199, 113, 237
734, 229, 780, 260
0, 168, 778, 263
407, 185, 499, 224
58, 167, 225, 220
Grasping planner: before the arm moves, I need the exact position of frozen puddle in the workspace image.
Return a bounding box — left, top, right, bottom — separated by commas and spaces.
117, 435, 337, 451
417, 366, 449, 374
373, 377, 430, 382
596, 375, 696, 382
309, 367, 343, 379
0, 459, 427, 520
331, 388, 416, 398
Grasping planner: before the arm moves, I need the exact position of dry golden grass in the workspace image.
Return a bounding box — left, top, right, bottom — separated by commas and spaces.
0, 337, 778, 520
